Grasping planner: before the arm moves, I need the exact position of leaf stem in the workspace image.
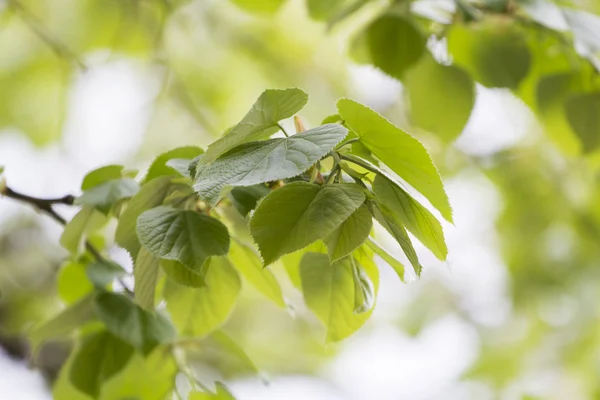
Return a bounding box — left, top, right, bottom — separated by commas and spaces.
338, 153, 380, 175
277, 123, 290, 138
335, 138, 360, 150
1, 185, 133, 295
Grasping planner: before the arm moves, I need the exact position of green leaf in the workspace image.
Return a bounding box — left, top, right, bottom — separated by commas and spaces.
228, 240, 285, 307
134, 248, 160, 310
100, 349, 178, 400
160, 259, 205, 288
250, 182, 366, 265
351, 257, 374, 314
230, 0, 286, 14
404, 54, 475, 142
337, 99, 452, 222
94, 292, 176, 353
164, 257, 241, 337
373, 175, 447, 260
365, 15, 426, 80
447, 19, 531, 89
76, 178, 140, 214
81, 165, 124, 191
194, 124, 348, 206
142, 146, 204, 183
565, 92, 600, 153
30, 294, 97, 351
116, 176, 180, 258
368, 200, 422, 276
307, 0, 350, 20
87, 260, 127, 287
57, 262, 94, 304
165, 158, 195, 178
137, 206, 230, 271
365, 239, 405, 282
60, 206, 108, 254
229, 185, 271, 217
324, 203, 372, 262
211, 330, 262, 376
200, 88, 308, 166
69, 330, 134, 398
300, 253, 377, 341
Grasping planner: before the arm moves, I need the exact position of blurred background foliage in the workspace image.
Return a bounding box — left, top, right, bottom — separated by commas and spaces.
2, 0, 600, 399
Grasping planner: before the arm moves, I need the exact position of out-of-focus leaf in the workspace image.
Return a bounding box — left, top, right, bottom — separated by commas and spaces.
324, 203, 372, 262
200, 88, 308, 166
164, 257, 241, 337
86, 260, 126, 287
134, 248, 160, 310
211, 330, 261, 376
60, 206, 108, 254
160, 259, 205, 288
81, 165, 124, 191
337, 99, 452, 222
351, 257, 374, 314
300, 253, 376, 341
76, 179, 140, 214
137, 206, 230, 271
69, 330, 134, 398
404, 54, 475, 142
142, 146, 204, 183
194, 124, 347, 206
365, 15, 426, 80
563, 8, 600, 53
249, 182, 365, 265
30, 294, 97, 351
228, 240, 285, 307
116, 176, 179, 258
448, 18, 531, 89
565, 92, 600, 152
307, 0, 351, 20
57, 262, 94, 304
94, 292, 175, 353
373, 175, 447, 260
230, 0, 286, 14
100, 348, 178, 400
229, 185, 271, 217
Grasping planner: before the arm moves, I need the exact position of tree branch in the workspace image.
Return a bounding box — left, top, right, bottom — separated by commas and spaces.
1, 185, 133, 295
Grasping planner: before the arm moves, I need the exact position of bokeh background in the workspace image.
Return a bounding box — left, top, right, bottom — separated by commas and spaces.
1, 0, 600, 399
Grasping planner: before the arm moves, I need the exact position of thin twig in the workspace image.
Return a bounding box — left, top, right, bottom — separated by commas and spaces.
8, 0, 87, 70
1, 185, 133, 295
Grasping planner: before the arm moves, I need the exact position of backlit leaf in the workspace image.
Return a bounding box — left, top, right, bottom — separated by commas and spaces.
365, 239, 405, 282
81, 165, 124, 191
565, 92, 600, 152
228, 240, 285, 307
164, 257, 241, 337
373, 175, 447, 260
160, 259, 205, 288
250, 182, 365, 265
229, 185, 271, 217
60, 206, 108, 254
134, 247, 160, 310
69, 330, 134, 398
300, 253, 376, 341
87, 260, 127, 287
337, 99, 452, 222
